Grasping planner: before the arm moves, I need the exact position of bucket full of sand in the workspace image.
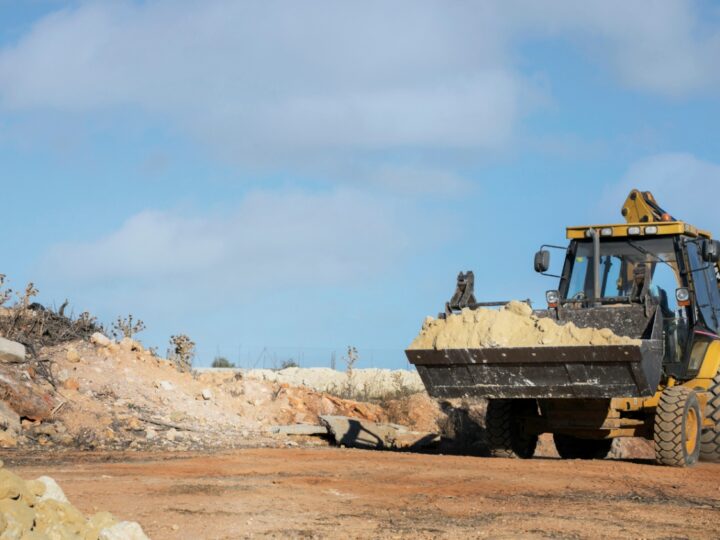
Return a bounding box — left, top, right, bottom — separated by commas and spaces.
405, 301, 664, 399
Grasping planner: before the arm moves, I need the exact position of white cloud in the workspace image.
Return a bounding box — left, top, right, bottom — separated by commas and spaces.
42, 187, 431, 293
0, 1, 520, 163
0, 0, 716, 176
603, 153, 720, 230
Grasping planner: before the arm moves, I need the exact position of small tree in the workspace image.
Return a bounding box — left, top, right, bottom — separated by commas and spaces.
112, 314, 146, 339
169, 334, 195, 372
212, 356, 235, 368
344, 346, 359, 372
342, 346, 359, 397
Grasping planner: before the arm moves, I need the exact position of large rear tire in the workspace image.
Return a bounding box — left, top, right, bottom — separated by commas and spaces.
485, 399, 538, 459
654, 386, 701, 467
553, 434, 612, 460
700, 372, 720, 462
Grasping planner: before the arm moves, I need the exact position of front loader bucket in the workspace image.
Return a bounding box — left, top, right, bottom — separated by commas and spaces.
406, 340, 663, 399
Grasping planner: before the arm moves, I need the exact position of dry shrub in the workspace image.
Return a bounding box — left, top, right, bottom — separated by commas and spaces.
111, 315, 146, 339
0, 279, 102, 352
169, 334, 195, 372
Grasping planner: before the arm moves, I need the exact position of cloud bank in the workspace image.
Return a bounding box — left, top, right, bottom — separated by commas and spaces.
2, 0, 717, 169
42, 188, 431, 298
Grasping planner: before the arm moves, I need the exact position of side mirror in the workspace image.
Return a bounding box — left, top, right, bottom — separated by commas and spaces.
702, 239, 720, 263
534, 250, 550, 273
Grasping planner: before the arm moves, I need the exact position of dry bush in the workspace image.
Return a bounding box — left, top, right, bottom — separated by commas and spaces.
169, 334, 195, 372
17, 282, 39, 307
324, 350, 418, 402
0, 279, 103, 352
111, 314, 146, 339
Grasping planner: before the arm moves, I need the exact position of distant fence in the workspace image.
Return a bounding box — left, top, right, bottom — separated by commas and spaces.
199, 346, 413, 371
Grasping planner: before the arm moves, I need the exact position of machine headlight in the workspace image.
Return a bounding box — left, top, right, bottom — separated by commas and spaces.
600, 227, 613, 237
546, 290, 560, 308
627, 226, 642, 235
676, 287, 690, 306
645, 225, 658, 235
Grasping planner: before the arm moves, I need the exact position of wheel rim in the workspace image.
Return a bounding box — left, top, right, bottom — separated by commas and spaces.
685, 407, 699, 455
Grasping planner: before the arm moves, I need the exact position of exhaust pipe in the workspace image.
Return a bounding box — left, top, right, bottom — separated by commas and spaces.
591, 228, 601, 306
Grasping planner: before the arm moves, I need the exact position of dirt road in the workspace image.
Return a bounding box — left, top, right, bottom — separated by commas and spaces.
6, 448, 720, 539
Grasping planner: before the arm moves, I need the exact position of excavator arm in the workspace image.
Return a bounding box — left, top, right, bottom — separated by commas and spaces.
621, 189, 675, 223
622, 190, 720, 293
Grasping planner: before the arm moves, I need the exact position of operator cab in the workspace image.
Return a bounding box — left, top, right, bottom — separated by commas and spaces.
535, 224, 720, 380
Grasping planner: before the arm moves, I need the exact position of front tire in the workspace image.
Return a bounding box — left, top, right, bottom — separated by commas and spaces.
485, 399, 538, 459
654, 386, 701, 467
700, 372, 720, 462
553, 434, 613, 460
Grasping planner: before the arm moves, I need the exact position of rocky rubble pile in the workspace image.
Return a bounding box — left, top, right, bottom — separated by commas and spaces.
0, 460, 148, 539
0, 331, 435, 452
410, 301, 640, 350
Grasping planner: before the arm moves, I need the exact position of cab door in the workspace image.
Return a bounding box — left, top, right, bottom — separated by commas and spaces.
681, 241, 720, 378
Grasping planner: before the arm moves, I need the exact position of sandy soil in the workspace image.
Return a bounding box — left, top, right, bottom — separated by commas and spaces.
410, 301, 639, 350
5, 448, 720, 540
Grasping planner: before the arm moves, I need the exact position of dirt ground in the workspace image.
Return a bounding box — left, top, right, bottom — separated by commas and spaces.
5, 448, 720, 540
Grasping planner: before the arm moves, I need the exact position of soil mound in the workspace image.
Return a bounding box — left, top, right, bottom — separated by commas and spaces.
0, 332, 434, 452
409, 301, 640, 350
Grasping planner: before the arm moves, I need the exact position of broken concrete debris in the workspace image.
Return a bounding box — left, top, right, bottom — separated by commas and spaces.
319, 415, 439, 450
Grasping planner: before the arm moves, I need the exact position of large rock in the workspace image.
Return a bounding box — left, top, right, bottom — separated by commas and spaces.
0, 337, 25, 363
0, 465, 138, 539
36, 476, 69, 504
0, 364, 53, 420
90, 332, 112, 347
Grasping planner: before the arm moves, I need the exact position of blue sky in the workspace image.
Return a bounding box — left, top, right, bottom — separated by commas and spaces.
1, 1, 719, 368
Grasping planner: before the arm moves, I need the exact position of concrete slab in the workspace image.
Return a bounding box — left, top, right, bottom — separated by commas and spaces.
319, 415, 439, 450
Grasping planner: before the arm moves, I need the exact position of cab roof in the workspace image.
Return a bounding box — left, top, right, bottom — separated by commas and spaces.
566, 221, 712, 240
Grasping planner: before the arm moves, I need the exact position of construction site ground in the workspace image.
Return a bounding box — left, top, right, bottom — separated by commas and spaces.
5, 447, 720, 540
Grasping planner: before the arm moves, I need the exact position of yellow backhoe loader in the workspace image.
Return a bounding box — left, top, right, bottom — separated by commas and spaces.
407, 190, 720, 467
